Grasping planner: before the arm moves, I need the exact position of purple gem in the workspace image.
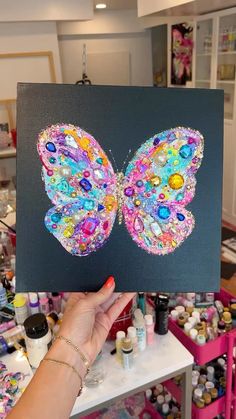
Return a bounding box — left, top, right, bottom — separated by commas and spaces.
81, 218, 98, 235
79, 178, 92, 191
188, 137, 195, 144
153, 137, 160, 146
124, 187, 134, 197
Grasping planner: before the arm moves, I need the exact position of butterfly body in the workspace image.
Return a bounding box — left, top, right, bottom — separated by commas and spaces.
37, 124, 204, 257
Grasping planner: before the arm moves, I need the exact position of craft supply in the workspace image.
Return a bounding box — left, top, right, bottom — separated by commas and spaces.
13, 294, 28, 325
184, 322, 192, 335
196, 334, 206, 345
178, 315, 187, 327
0, 319, 15, 333
175, 305, 185, 314
218, 320, 226, 335
121, 337, 133, 370
205, 381, 215, 392
115, 330, 126, 363
0, 283, 7, 308
186, 293, 196, 303
207, 366, 215, 382
40, 297, 50, 315
188, 316, 197, 327
170, 310, 179, 321
29, 292, 40, 315
222, 311, 233, 331
144, 314, 154, 345
38, 125, 204, 256
1, 325, 25, 347
156, 394, 165, 411
24, 313, 52, 368
145, 389, 152, 400
203, 392, 211, 405
192, 375, 198, 388
155, 294, 169, 335
51, 293, 61, 313
210, 387, 218, 400
133, 309, 146, 351
162, 402, 170, 416
137, 293, 146, 315
192, 311, 200, 322
0, 336, 8, 355
215, 300, 224, 315
127, 326, 138, 356
193, 388, 203, 402
205, 293, 214, 303
46, 312, 59, 329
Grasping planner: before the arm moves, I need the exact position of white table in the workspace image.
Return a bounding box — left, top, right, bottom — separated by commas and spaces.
71, 331, 193, 419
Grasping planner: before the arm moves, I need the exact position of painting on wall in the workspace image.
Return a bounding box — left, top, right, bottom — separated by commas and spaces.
171, 22, 193, 85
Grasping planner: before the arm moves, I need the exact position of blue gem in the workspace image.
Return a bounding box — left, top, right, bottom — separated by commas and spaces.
49, 157, 56, 164
103, 183, 107, 188
157, 205, 171, 220
179, 144, 192, 159
176, 193, 184, 201
177, 213, 185, 221
51, 213, 62, 223
98, 204, 104, 212
136, 180, 143, 187
84, 199, 95, 211
79, 178, 92, 192
153, 137, 160, 146
46, 142, 56, 152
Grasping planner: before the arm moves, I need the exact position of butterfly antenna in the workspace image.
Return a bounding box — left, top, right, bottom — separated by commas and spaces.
122, 149, 132, 172
108, 149, 119, 173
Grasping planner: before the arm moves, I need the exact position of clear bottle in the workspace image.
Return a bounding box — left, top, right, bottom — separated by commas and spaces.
85, 351, 105, 386
39, 297, 50, 316
24, 313, 52, 368
144, 314, 154, 345
115, 330, 126, 363
122, 337, 133, 370
162, 402, 170, 417
51, 293, 61, 313
14, 293, 28, 325
127, 326, 138, 356
137, 292, 146, 315
29, 292, 40, 315
133, 309, 146, 351
0, 283, 7, 308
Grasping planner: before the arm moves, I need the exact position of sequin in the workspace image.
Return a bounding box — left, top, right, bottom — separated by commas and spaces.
150, 176, 161, 187
49, 157, 56, 164
136, 180, 143, 187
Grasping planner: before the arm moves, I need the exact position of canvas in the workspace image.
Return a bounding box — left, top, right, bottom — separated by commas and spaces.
16, 83, 223, 292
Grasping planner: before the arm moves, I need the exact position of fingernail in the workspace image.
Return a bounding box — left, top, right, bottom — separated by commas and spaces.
104, 276, 115, 288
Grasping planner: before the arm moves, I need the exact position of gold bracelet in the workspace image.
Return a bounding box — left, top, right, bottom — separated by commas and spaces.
43, 358, 83, 396
56, 335, 90, 374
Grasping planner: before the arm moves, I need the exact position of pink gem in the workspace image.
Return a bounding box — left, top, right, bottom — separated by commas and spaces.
52, 224, 57, 229
128, 209, 133, 215
47, 170, 53, 176
134, 217, 144, 233
103, 221, 109, 230
81, 218, 97, 235
159, 193, 165, 199
84, 171, 90, 177
147, 193, 151, 197
188, 137, 195, 144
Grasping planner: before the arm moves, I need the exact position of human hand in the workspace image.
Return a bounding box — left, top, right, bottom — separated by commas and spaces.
52, 276, 135, 374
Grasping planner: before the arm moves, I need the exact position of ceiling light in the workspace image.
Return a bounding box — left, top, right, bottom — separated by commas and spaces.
96, 3, 107, 9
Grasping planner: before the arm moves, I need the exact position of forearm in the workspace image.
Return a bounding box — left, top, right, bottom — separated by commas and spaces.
8, 340, 85, 419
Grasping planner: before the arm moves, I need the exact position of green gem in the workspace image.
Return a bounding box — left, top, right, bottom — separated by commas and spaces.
49, 157, 56, 164
96, 157, 103, 165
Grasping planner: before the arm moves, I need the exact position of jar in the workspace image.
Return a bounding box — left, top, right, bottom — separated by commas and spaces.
14, 294, 28, 325
24, 313, 52, 368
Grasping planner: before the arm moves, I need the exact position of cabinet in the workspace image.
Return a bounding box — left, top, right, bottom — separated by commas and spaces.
166, 8, 236, 226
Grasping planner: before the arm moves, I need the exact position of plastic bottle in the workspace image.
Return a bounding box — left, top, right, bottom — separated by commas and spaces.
155, 294, 169, 335
39, 297, 50, 315
186, 293, 196, 303
133, 309, 146, 351
29, 292, 40, 315
24, 313, 52, 368
137, 292, 146, 315
127, 326, 138, 356
115, 330, 125, 363
14, 294, 28, 325
144, 314, 154, 345
121, 337, 133, 370
156, 395, 165, 412
162, 402, 170, 417
51, 293, 61, 313
0, 283, 7, 308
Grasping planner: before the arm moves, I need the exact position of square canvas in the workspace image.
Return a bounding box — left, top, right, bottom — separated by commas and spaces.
16, 83, 223, 292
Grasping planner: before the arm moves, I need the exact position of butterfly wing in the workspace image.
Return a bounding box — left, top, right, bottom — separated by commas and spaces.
122, 127, 204, 255
37, 124, 117, 256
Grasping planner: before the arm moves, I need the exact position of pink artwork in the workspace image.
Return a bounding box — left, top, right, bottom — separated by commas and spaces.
171, 22, 193, 85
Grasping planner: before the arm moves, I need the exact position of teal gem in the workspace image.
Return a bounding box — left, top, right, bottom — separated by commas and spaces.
84, 199, 95, 211
51, 213, 62, 223
157, 205, 171, 220
179, 144, 192, 159
96, 157, 103, 165
57, 180, 69, 193
49, 157, 56, 164
176, 193, 184, 201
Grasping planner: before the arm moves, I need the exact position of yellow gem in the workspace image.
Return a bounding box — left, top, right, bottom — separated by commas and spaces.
168, 173, 184, 190
104, 195, 116, 211
150, 176, 161, 187
79, 243, 87, 251
78, 136, 90, 150
64, 217, 73, 224
51, 178, 56, 183
107, 204, 113, 211
63, 226, 74, 238
173, 160, 179, 166
71, 192, 77, 198
134, 199, 141, 206
172, 240, 177, 247
172, 149, 178, 156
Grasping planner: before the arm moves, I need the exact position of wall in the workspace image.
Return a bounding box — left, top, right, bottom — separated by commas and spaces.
58, 10, 153, 87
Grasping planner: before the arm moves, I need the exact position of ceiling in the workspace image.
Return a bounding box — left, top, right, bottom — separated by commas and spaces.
94, 0, 137, 10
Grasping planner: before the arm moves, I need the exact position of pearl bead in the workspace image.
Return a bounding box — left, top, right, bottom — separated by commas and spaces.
59, 166, 72, 178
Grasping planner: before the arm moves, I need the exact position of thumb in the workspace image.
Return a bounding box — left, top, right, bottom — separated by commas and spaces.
86, 276, 115, 308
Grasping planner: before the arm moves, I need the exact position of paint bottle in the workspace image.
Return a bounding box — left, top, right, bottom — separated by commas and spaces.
137, 292, 146, 315
127, 326, 138, 356
24, 313, 52, 368
0, 283, 7, 308
145, 388, 152, 400
156, 394, 165, 412
215, 300, 224, 316
13, 294, 28, 325
186, 293, 196, 304
170, 310, 179, 321
0, 336, 8, 356
39, 297, 50, 316
146, 293, 156, 318
121, 337, 133, 370
29, 292, 40, 315
0, 319, 15, 333
196, 334, 206, 346
207, 366, 215, 382
115, 330, 126, 363
189, 328, 198, 341
192, 375, 198, 389
222, 312, 233, 331
162, 403, 170, 417
133, 309, 146, 351
205, 381, 215, 392
155, 294, 169, 335
144, 314, 154, 345
205, 292, 214, 303
184, 322, 193, 335
51, 293, 61, 313
218, 320, 226, 335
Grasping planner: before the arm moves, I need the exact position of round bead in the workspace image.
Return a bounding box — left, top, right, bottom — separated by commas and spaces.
179, 144, 192, 159
59, 166, 72, 178
188, 137, 195, 144
157, 205, 171, 220
124, 187, 134, 197
134, 199, 141, 207
51, 213, 62, 223
83, 171, 90, 177
168, 173, 184, 190
150, 176, 161, 187
136, 180, 143, 187
47, 170, 53, 176
46, 142, 56, 152
79, 243, 87, 252
159, 193, 165, 199
153, 150, 167, 166
71, 192, 77, 198
52, 224, 57, 229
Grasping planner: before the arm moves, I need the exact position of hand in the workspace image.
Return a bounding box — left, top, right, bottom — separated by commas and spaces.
56, 276, 135, 369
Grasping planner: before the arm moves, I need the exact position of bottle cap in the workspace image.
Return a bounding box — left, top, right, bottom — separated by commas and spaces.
218, 320, 226, 330
196, 334, 206, 345
157, 395, 164, 405
116, 331, 125, 340
155, 383, 163, 394
175, 305, 185, 314
29, 292, 38, 304
24, 313, 49, 339
194, 388, 203, 399
222, 311, 232, 324
127, 327, 136, 338
38, 292, 47, 299
162, 403, 169, 414
121, 337, 132, 351
13, 293, 27, 308
165, 393, 171, 403
170, 310, 179, 320
188, 316, 197, 326
184, 322, 193, 334
144, 314, 153, 325
192, 376, 198, 387
205, 381, 214, 391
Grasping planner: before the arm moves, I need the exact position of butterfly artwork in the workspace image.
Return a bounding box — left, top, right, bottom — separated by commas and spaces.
37, 124, 204, 257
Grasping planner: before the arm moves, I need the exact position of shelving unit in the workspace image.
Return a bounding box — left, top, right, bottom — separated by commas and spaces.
0, 147, 16, 159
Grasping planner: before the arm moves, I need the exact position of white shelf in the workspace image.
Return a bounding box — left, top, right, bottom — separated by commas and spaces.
218, 51, 236, 55
196, 53, 211, 56
195, 79, 210, 83
0, 147, 16, 159
217, 80, 235, 84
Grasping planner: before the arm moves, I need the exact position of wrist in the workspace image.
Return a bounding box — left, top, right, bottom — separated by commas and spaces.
48, 339, 87, 379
